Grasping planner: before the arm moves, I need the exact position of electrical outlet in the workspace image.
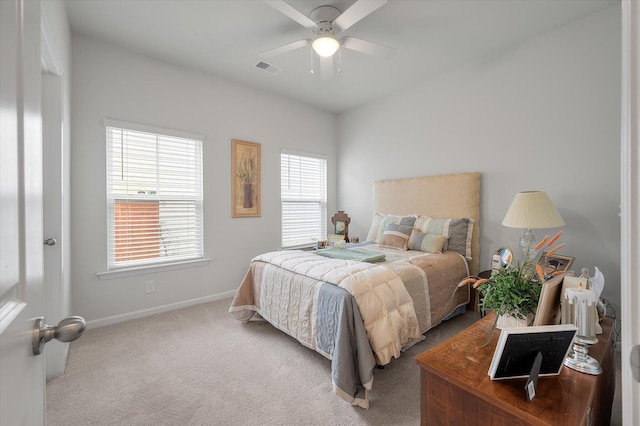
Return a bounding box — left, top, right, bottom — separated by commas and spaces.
145, 280, 155, 294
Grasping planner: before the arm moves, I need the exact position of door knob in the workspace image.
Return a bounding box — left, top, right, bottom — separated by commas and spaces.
32, 316, 86, 355
44, 238, 57, 246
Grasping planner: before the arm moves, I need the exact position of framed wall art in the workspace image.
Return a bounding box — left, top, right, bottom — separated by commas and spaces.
232, 139, 261, 218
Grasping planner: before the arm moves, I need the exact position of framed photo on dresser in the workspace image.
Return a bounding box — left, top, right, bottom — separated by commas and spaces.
488, 323, 577, 380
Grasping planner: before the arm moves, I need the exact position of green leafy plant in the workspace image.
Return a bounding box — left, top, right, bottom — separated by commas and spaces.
475, 265, 543, 347
459, 231, 566, 346
477, 266, 542, 319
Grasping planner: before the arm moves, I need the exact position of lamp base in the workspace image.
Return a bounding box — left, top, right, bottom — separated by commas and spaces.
518, 229, 536, 262
564, 341, 602, 375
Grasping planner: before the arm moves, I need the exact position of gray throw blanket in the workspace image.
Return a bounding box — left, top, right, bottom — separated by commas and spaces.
314, 246, 385, 263
317, 283, 376, 407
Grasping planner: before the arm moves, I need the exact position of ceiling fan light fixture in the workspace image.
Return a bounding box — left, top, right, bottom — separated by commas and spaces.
312, 36, 339, 57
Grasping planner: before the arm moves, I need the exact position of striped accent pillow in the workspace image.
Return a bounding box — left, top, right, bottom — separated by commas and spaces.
414, 215, 474, 259
366, 213, 416, 242
377, 223, 414, 250
407, 230, 449, 253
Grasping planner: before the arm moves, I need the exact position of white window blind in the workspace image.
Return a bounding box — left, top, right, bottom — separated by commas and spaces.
281, 151, 327, 248
106, 121, 203, 270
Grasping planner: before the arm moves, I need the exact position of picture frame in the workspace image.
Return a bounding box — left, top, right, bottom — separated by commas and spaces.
231, 139, 261, 218
538, 252, 575, 279
328, 234, 346, 246
488, 323, 577, 380
532, 273, 566, 326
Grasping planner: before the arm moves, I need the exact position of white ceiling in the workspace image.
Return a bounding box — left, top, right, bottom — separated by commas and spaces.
64, 0, 616, 114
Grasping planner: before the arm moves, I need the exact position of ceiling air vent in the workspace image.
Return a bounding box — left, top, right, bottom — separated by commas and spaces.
255, 61, 281, 75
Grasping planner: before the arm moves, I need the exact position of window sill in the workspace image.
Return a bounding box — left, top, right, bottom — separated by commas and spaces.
96, 258, 211, 280
283, 244, 315, 251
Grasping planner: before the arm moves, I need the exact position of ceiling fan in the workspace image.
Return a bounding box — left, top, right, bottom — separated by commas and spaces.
261, 0, 394, 79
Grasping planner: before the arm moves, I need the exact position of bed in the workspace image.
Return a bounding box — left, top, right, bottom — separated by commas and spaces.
229, 172, 481, 408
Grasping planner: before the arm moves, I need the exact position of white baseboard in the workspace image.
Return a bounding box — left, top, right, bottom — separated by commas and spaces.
86, 290, 237, 329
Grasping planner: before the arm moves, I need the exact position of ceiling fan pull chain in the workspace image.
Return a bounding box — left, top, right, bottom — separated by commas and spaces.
338, 46, 342, 73
309, 45, 314, 74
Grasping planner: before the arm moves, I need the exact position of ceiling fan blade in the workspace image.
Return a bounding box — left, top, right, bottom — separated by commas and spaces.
333, 0, 387, 32
341, 36, 395, 58
264, 0, 316, 29
259, 39, 311, 58
319, 55, 333, 81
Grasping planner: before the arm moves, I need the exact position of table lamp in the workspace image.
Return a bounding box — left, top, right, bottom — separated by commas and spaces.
502, 191, 565, 259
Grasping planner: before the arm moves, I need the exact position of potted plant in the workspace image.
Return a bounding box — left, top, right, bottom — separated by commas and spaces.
478, 266, 542, 328
460, 231, 565, 345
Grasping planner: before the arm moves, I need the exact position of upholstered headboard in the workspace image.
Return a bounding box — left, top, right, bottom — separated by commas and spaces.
373, 172, 481, 275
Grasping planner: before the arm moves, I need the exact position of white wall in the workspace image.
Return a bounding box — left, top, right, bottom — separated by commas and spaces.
70, 35, 337, 325
70, 6, 622, 327
337, 7, 622, 314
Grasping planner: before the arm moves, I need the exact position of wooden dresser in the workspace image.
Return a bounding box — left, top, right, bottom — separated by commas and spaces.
415, 313, 615, 425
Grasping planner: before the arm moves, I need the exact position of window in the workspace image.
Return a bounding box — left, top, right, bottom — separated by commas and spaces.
105, 120, 203, 270
281, 151, 327, 248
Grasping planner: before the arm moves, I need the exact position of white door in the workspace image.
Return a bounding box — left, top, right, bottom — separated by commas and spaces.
42, 52, 67, 380
621, 1, 640, 423
0, 0, 46, 424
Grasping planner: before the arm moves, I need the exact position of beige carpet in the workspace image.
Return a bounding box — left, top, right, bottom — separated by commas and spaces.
46, 298, 622, 425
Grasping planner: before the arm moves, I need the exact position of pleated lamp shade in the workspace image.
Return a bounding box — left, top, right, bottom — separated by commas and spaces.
502, 191, 565, 229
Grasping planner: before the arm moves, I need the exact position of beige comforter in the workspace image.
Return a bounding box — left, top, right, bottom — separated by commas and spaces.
230, 247, 469, 365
